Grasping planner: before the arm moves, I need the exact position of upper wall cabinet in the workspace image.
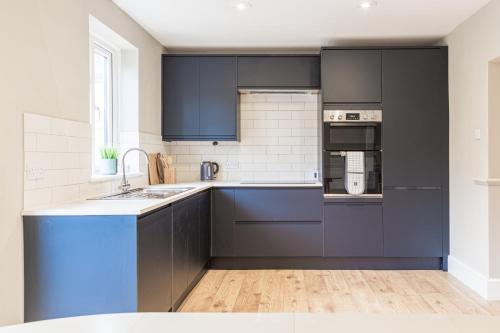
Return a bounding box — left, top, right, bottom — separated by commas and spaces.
321, 49, 382, 104
162, 56, 238, 141
237, 56, 321, 89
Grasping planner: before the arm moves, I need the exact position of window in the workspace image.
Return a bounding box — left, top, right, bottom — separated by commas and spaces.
89, 15, 139, 178
90, 37, 120, 175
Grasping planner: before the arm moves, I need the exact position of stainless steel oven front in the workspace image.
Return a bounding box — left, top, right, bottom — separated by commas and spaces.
323, 110, 382, 151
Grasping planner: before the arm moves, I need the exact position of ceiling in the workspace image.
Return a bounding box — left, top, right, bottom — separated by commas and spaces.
112, 0, 491, 50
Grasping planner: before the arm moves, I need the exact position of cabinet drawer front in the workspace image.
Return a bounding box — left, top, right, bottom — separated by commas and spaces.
324, 204, 383, 257
234, 188, 323, 222
234, 222, 323, 257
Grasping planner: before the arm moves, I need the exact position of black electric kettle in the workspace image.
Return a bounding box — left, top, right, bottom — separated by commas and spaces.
200, 161, 219, 181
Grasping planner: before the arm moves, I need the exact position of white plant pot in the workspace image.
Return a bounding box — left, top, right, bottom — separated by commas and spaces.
100, 159, 118, 175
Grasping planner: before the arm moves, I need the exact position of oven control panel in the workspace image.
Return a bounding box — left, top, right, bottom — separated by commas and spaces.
323, 110, 382, 123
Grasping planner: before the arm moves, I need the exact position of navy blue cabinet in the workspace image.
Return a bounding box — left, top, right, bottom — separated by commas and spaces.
172, 191, 211, 309
237, 56, 320, 88
137, 207, 173, 312
382, 48, 448, 187
383, 189, 443, 257
162, 56, 199, 138
212, 188, 236, 257
162, 56, 238, 141
321, 49, 382, 104
324, 203, 383, 257
381, 48, 448, 259
213, 188, 324, 257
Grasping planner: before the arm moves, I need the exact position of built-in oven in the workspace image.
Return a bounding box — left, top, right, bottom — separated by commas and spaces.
323, 109, 383, 197
323, 151, 382, 195
323, 110, 382, 151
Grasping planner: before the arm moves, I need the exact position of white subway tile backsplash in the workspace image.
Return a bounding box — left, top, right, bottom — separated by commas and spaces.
24, 113, 167, 209
24, 133, 37, 152
166, 93, 320, 183
24, 114, 51, 134
279, 120, 304, 129
253, 119, 279, 129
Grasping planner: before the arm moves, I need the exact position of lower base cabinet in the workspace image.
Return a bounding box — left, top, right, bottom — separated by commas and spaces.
324, 203, 383, 257
213, 187, 324, 257
138, 207, 173, 312
383, 189, 443, 257
172, 191, 211, 309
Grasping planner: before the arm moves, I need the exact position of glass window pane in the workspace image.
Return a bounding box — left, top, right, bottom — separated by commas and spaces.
92, 43, 113, 173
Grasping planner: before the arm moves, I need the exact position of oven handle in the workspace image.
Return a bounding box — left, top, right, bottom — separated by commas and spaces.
327, 122, 381, 127
329, 151, 347, 157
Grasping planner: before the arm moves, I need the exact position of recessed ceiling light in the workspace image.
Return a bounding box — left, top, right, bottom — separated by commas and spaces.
235, 1, 252, 11
358, 1, 377, 9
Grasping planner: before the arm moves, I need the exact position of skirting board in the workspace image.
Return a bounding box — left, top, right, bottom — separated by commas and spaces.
448, 255, 500, 300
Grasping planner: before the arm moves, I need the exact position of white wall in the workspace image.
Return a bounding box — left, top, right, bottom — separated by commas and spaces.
166, 93, 320, 182
0, 0, 165, 325
444, 0, 500, 299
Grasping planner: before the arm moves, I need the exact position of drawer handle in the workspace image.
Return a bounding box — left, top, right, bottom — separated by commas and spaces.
234, 221, 322, 225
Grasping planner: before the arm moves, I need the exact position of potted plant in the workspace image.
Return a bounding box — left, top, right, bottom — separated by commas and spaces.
100, 147, 119, 175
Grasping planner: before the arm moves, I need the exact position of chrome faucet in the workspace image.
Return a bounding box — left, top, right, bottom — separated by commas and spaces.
120, 148, 149, 192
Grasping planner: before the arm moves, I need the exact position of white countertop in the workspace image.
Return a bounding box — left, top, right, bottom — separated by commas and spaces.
22, 181, 322, 217
1, 313, 498, 333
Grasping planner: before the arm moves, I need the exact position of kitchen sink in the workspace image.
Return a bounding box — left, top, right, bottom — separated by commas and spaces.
88, 187, 194, 200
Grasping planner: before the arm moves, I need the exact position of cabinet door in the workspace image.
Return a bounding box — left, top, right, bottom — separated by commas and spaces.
186, 197, 200, 286
383, 189, 443, 257
172, 201, 189, 305
237, 56, 320, 88
212, 189, 235, 257
137, 207, 172, 312
162, 56, 199, 139
198, 191, 211, 268
199, 57, 237, 139
324, 204, 383, 257
382, 49, 448, 187
321, 49, 381, 103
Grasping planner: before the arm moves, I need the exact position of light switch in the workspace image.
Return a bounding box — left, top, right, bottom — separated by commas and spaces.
474, 129, 481, 141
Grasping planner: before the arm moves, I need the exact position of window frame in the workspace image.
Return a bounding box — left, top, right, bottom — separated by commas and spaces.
90, 35, 121, 175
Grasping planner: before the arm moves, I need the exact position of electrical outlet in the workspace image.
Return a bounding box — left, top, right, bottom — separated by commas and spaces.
26, 168, 45, 181
225, 159, 240, 170
474, 129, 481, 141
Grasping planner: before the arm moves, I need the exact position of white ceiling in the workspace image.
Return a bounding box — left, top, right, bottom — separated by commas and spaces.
112, 0, 491, 50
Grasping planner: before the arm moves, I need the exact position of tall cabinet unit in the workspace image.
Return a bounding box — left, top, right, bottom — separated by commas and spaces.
381, 48, 449, 261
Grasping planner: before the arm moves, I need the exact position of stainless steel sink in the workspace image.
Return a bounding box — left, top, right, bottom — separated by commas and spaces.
88, 187, 194, 200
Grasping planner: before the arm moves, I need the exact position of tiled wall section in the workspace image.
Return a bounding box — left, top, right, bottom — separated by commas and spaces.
23, 113, 167, 209
165, 93, 320, 182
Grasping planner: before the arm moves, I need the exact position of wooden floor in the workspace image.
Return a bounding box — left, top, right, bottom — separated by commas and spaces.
179, 270, 500, 315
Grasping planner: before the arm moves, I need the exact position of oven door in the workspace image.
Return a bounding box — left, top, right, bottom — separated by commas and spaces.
323, 151, 382, 195
324, 122, 381, 151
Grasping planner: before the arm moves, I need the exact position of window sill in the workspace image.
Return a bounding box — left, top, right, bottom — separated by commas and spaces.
90, 172, 144, 184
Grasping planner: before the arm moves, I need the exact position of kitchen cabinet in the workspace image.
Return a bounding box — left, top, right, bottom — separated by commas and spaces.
212, 188, 324, 257
172, 191, 211, 309
162, 56, 199, 138
324, 203, 383, 257
382, 48, 448, 187
199, 57, 238, 138
137, 207, 173, 312
321, 49, 382, 103
198, 190, 212, 268
383, 189, 443, 257
162, 56, 238, 141
381, 48, 448, 260
237, 56, 320, 88
212, 188, 236, 257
